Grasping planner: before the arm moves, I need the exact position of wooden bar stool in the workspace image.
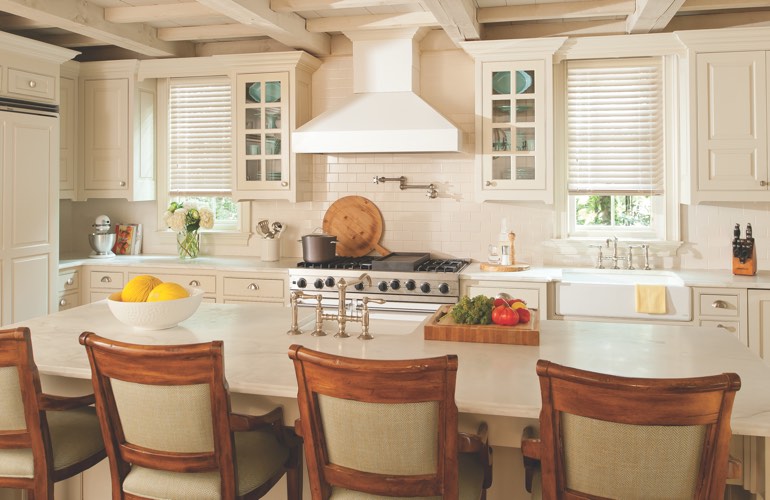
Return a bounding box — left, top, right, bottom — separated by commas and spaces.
289, 344, 493, 499
0, 327, 106, 500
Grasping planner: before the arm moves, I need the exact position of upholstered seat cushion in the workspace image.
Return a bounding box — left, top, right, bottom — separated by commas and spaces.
122, 430, 289, 499
330, 452, 485, 500
0, 407, 104, 478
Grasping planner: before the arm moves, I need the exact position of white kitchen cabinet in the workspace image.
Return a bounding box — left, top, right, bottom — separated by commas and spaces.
462, 39, 564, 203
221, 52, 321, 203
59, 61, 78, 199
58, 268, 81, 311
78, 60, 156, 201
748, 289, 770, 361
221, 272, 287, 304
87, 268, 125, 303
693, 287, 747, 346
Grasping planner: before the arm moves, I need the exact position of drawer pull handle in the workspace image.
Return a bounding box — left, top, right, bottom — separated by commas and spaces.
28, 80, 36, 88
189, 280, 200, 287
711, 300, 728, 309
716, 324, 735, 332
248, 283, 259, 291
66, 278, 74, 285
100, 276, 112, 283
59, 299, 67, 307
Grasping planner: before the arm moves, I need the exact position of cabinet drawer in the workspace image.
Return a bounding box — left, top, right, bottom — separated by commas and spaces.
58, 270, 79, 292
699, 320, 740, 337
58, 291, 80, 311
7, 68, 55, 101
223, 277, 284, 300
89, 271, 124, 289
128, 272, 216, 295
699, 294, 740, 318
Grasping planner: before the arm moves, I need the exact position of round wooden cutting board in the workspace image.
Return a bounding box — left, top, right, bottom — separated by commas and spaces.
323, 196, 391, 257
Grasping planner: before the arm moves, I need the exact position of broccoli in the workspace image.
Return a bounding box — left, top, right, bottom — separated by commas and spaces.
451, 295, 494, 325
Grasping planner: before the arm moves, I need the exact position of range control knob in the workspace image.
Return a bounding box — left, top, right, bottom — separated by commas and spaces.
313, 278, 324, 289
390, 280, 401, 290
354, 282, 365, 291
438, 283, 450, 294
405, 280, 417, 291
378, 281, 388, 292
420, 282, 431, 294
296, 278, 307, 288
325, 277, 335, 288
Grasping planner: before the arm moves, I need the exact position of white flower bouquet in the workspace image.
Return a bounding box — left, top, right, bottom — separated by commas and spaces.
164, 202, 214, 258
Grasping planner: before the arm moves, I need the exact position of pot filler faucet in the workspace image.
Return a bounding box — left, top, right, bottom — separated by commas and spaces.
286, 273, 386, 340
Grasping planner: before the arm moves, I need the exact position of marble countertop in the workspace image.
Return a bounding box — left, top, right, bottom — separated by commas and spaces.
14, 301, 770, 438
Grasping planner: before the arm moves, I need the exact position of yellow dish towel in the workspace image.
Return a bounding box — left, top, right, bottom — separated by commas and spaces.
635, 284, 667, 314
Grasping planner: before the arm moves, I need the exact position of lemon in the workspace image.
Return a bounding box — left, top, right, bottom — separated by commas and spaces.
122, 275, 163, 302
147, 282, 189, 302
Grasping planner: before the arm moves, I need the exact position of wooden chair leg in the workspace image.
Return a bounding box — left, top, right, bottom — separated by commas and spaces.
286, 431, 304, 500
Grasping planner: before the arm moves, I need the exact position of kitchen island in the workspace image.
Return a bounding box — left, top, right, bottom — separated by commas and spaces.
8, 301, 770, 499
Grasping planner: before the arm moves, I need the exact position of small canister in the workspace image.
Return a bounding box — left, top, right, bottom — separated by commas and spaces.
262, 238, 280, 262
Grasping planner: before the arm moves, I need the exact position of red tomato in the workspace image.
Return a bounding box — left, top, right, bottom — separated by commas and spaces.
517, 308, 531, 324
493, 298, 508, 307
491, 305, 519, 326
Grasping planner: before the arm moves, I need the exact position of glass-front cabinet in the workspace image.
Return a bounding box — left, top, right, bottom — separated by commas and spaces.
481, 60, 546, 199
237, 72, 289, 193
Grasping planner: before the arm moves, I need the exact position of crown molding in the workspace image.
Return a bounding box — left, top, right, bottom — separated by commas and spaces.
460, 37, 568, 61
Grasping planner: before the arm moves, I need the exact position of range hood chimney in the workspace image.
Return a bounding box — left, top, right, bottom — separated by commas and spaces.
292, 28, 461, 154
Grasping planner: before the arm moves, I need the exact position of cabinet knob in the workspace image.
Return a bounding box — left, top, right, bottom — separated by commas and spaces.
100, 276, 112, 283
485, 181, 493, 187
66, 278, 74, 285
281, 181, 288, 187
119, 181, 126, 187
247, 283, 259, 291
711, 300, 728, 309
761, 180, 768, 187
59, 299, 67, 307
28, 80, 36, 88
189, 280, 200, 287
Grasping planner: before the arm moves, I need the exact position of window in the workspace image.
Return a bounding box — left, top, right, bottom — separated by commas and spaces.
166, 77, 238, 230
566, 58, 665, 239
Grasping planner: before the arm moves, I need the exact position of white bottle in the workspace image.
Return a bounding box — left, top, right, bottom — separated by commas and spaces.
499, 218, 511, 266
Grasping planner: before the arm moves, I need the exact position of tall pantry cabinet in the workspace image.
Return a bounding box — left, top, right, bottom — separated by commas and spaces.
0, 33, 77, 327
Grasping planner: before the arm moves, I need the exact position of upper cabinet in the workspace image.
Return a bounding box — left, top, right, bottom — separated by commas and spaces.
59, 61, 78, 200
218, 52, 321, 203
462, 39, 565, 203
78, 60, 156, 201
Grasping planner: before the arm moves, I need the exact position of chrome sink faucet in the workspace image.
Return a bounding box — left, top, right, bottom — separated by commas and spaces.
605, 236, 626, 270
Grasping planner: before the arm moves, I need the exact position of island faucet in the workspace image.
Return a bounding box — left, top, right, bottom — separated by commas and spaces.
333, 273, 372, 338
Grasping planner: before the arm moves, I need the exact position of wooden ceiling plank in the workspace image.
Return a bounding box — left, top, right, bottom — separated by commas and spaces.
0, 0, 193, 57
306, 11, 437, 31
159, 23, 264, 40
419, 0, 479, 44
626, 0, 687, 33
485, 18, 626, 38
271, 0, 414, 13
0, 14, 49, 30
34, 34, 105, 48
680, 0, 770, 12
105, 3, 219, 23
195, 0, 330, 55
478, 0, 634, 24
668, 11, 770, 30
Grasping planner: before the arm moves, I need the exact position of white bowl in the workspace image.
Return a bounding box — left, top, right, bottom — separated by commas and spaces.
107, 285, 204, 330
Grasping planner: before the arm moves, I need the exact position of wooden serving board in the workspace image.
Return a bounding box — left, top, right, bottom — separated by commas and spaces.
323, 196, 391, 257
424, 305, 539, 346
479, 262, 530, 272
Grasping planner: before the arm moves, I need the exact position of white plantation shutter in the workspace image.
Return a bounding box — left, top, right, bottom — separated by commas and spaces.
567, 58, 664, 195
168, 79, 232, 196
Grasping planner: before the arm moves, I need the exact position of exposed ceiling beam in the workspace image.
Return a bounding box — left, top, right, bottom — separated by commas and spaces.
159, 23, 264, 41
105, 3, 219, 24
33, 34, 104, 48
0, 0, 193, 57
626, 0, 686, 33
419, 0, 479, 44
680, 0, 770, 12
271, 0, 413, 13
306, 11, 437, 31
0, 14, 48, 30
194, 0, 330, 55
485, 18, 625, 39
668, 10, 770, 30
478, 0, 633, 24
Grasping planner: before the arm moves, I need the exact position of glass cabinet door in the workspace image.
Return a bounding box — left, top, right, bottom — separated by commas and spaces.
237, 72, 289, 191
482, 61, 545, 192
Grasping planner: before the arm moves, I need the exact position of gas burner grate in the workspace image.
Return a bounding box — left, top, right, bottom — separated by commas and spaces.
296, 256, 375, 270
415, 259, 470, 273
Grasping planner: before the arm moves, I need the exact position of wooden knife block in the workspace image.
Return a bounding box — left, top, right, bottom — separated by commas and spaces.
733, 246, 757, 276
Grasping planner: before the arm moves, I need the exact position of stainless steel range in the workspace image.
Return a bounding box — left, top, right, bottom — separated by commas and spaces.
288, 255, 469, 315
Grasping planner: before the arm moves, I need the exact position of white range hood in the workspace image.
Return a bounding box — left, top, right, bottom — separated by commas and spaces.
292, 28, 461, 154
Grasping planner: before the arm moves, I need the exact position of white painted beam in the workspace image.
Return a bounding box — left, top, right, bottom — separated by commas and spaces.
195, 0, 330, 55
306, 11, 437, 32
105, 3, 219, 23
271, 0, 413, 13
159, 23, 264, 41
478, 0, 634, 24
0, 14, 49, 30
34, 34, 104, 48
419, 0, 479, 44
680, 0, 770, 12
0, 0, 193, 57
626, 0, 687, 33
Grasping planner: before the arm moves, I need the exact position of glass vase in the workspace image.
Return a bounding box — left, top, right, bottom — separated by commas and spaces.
177, 230, 200, 259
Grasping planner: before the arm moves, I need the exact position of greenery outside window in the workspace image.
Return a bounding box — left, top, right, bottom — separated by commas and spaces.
566, 58, 665, 240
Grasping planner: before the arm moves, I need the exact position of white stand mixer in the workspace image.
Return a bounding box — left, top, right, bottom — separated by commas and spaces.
88, 214, 116, 258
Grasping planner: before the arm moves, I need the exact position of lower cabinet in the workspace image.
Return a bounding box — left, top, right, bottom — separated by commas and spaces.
693, 287, 747, 346
87, 268, 125, 302
58, 268, 81, 311
221, 273, 286, 304
748, 289, 770, 361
